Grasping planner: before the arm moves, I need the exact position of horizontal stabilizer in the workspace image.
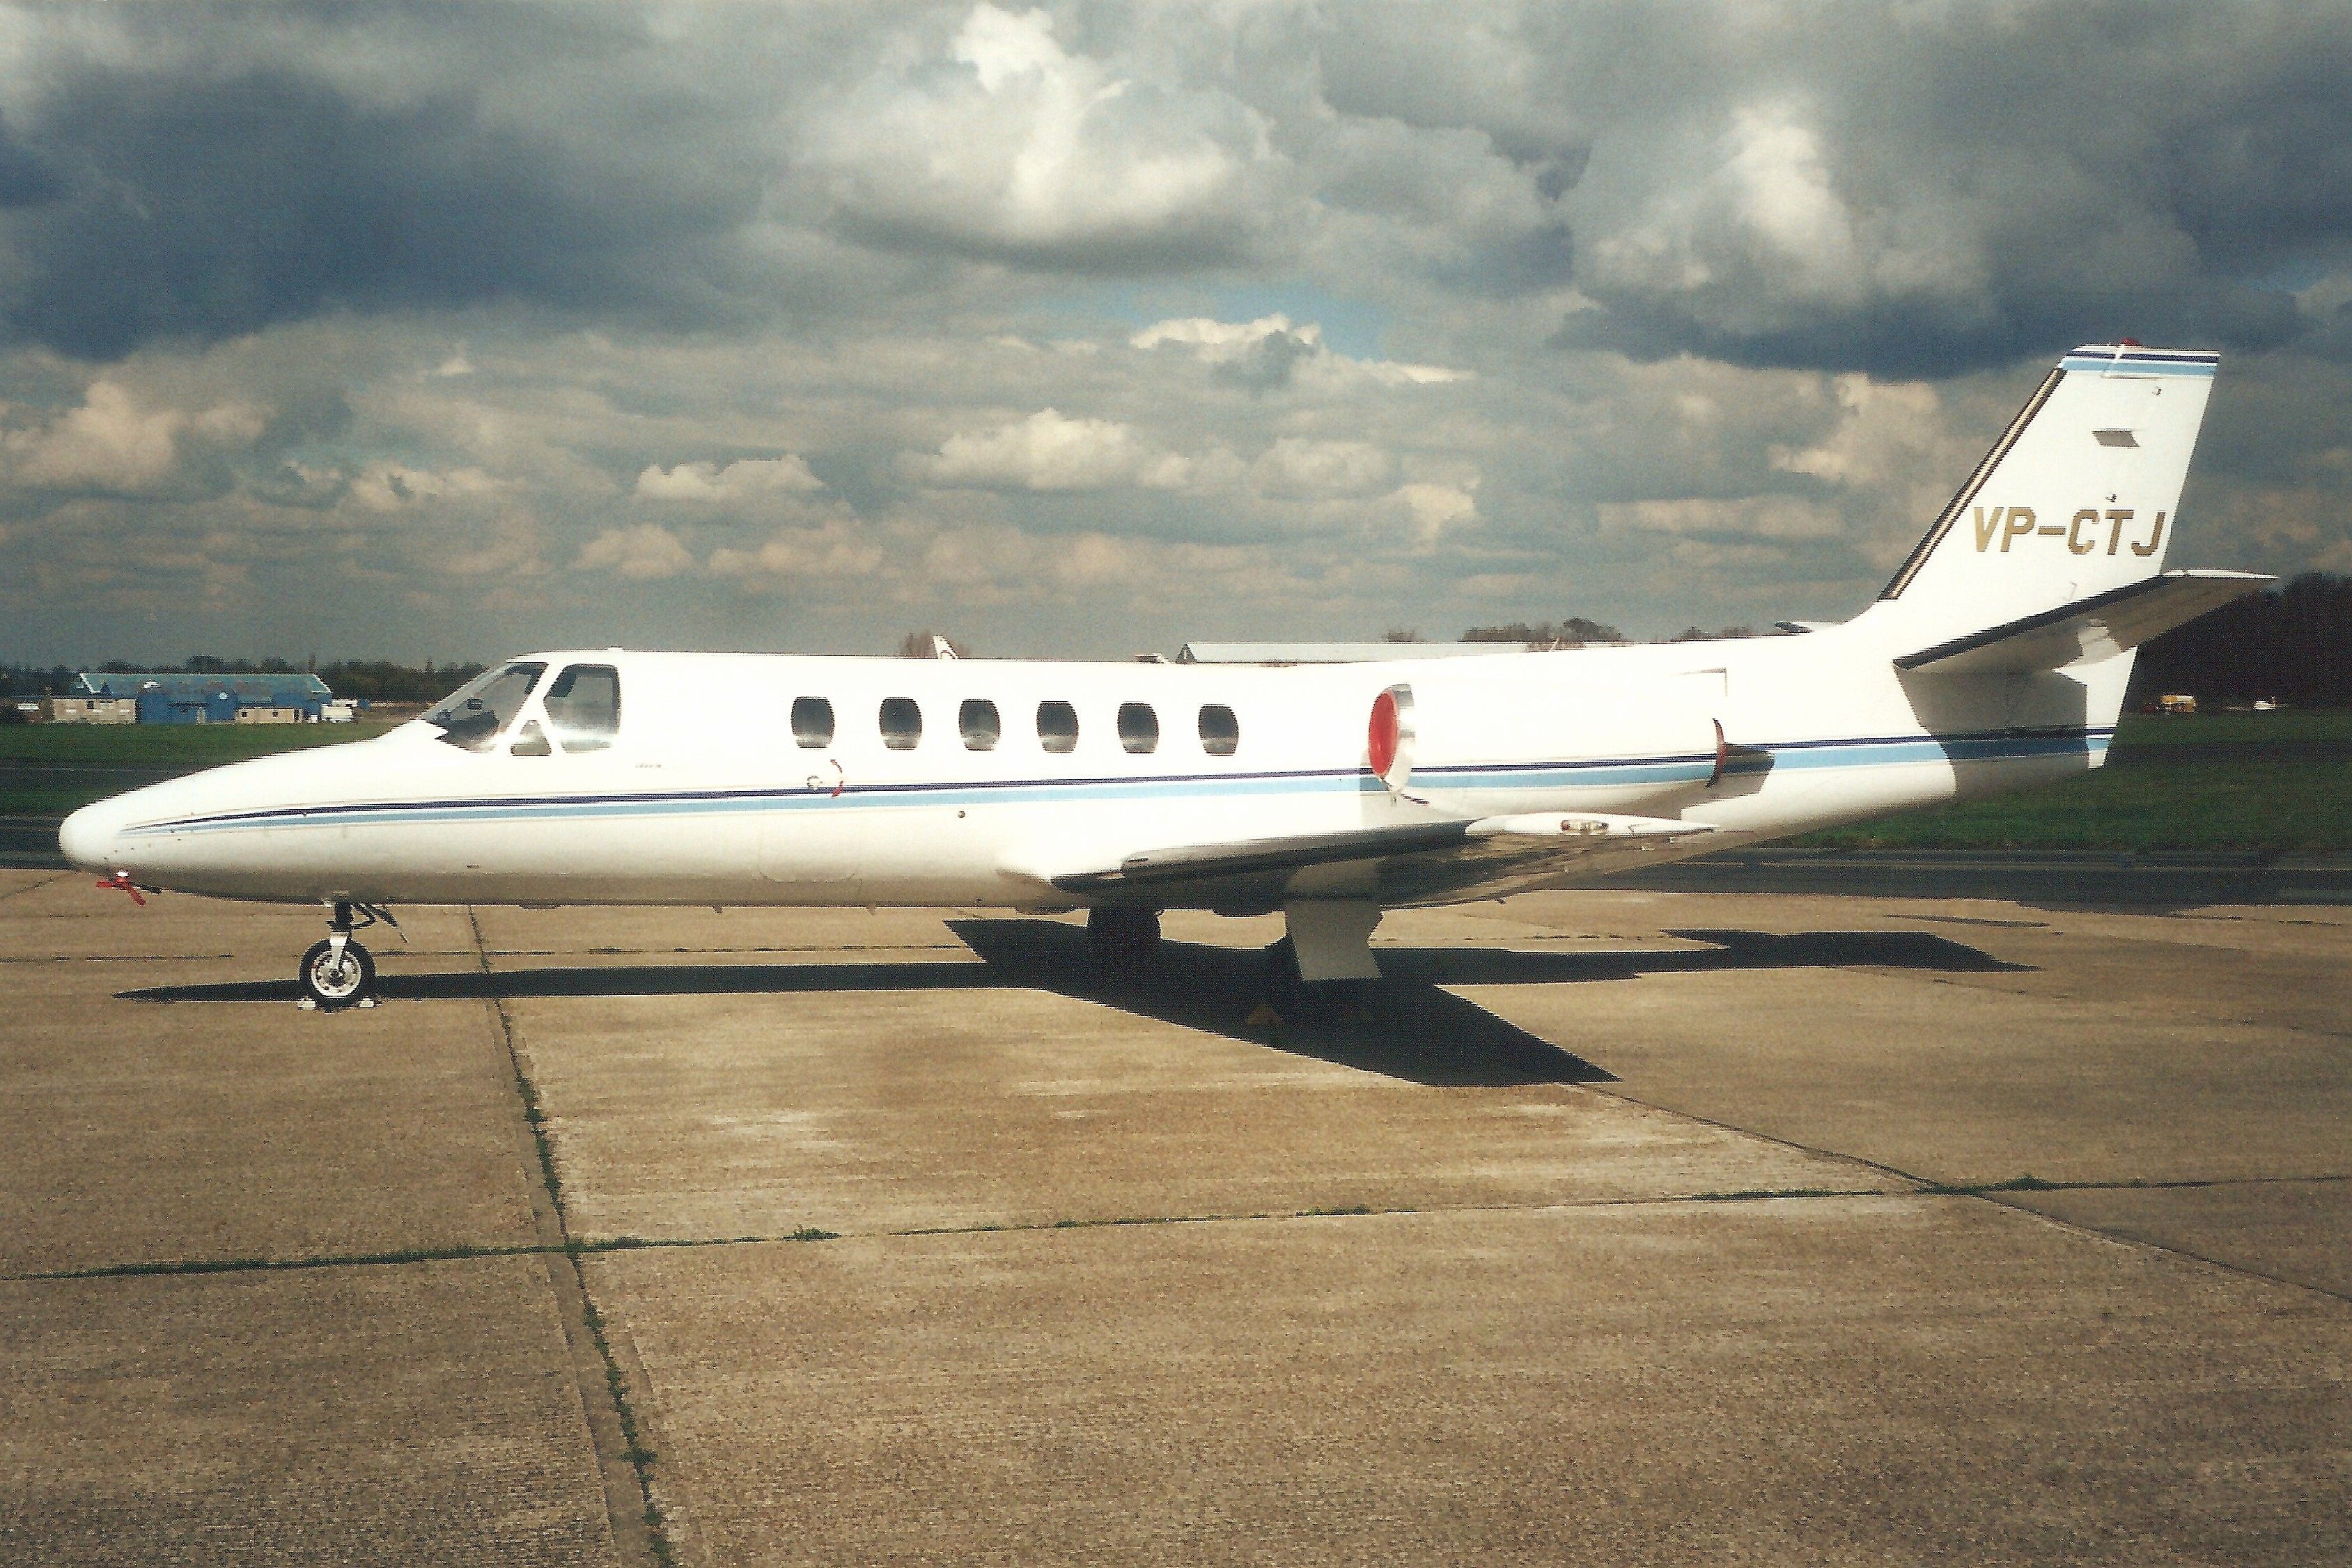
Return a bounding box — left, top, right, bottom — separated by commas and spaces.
1894, 569, 2271, 676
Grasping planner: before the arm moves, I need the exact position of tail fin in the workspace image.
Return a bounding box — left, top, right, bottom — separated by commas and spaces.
1875, 345, 2217, 649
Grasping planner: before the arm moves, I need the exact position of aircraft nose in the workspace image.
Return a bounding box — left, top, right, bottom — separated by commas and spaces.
57, 800, 122, 872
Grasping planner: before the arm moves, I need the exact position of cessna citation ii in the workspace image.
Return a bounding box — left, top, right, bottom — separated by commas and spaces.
62, 343, 2264, 1011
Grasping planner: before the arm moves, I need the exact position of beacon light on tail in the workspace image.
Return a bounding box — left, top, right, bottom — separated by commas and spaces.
61, 344, 2266, 1010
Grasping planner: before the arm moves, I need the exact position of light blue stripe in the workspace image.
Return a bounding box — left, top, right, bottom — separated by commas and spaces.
2059, 355, 2215, 377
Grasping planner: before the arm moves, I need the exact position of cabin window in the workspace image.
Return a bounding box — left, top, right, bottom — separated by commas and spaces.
960, 698, 1000, 751
879, 696, 922, 750
543, 664, 620, 753
1199, 704, 1239, 757
1117, 702, 1159, 754
1037, 700, 1078, 754
425, 661, 545, 751
791, 696, 834, 748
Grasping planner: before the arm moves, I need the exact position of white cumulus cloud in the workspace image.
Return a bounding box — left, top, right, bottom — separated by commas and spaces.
1397, 480, 1478, 538
348, 462, 501, 512
635, 454, 823, 502
707, 523, 887, 583
1131, 313, 1467, 389
1598, 495, 1843, 542
808, 4, 1272, 266
1252, 437, 1396, 499
911, 408, 1190, 492
7, 381, 185, 493
576, 523, 696, 580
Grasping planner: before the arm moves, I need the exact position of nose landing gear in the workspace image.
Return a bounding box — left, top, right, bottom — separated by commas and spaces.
298, 900, 395, 1010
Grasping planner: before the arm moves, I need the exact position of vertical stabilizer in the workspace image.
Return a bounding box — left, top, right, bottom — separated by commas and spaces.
1875, 345, 2216, 650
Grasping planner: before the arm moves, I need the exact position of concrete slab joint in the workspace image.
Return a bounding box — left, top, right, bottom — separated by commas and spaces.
4, 872, 2351, 1564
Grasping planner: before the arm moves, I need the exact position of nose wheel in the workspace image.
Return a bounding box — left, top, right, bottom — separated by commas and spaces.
299, 900, 392, 1010
300, 936, 376, 1010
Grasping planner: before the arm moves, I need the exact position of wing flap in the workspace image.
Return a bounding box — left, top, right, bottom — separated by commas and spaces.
1007, 812, 1719, 910
1894, 569, 2271, 675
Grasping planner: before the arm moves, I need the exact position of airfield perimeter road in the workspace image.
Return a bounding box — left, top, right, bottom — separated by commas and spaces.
1, 871, 2346, 1564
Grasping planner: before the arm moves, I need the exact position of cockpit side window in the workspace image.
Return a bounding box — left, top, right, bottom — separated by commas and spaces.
543, 664, 621, 752
425, 662, 546, 751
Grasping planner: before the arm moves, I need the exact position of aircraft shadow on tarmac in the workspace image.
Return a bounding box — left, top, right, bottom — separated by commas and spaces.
120, 920, 2024, 1091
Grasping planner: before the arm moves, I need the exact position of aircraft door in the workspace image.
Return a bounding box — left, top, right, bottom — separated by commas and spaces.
759, 695, 859, 885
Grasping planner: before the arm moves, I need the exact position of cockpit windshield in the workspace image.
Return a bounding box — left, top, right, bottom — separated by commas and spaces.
424, 662, 546, 749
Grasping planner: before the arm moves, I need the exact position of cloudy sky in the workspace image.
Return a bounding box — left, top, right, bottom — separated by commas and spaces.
3, 1, 2349, 665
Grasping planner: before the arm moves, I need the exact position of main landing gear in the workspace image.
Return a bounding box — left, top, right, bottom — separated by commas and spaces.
1256, 901, 1385, 1024
1087, 907, 1162, 977
299, 900, 396, 1011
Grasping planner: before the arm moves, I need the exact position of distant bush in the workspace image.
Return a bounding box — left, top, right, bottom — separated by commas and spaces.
1461, 616, 1626, 647
2134, 572, 2352, 707
6, 657, 485, 705
315, 660, 487, 704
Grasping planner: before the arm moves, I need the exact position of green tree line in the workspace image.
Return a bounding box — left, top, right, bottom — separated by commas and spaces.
3, 658, 487, 705
6, 574, 2347, 708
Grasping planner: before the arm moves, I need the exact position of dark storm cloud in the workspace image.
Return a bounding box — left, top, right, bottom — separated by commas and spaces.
7, 0, 2352, 666
2, 2, 2349, 377
0, 9, 766, 358
1207, 324, 1318, 391
0, 118, 62, 207
1516, 2, 2352, 375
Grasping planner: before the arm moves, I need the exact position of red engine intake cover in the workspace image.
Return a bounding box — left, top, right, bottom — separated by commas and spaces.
1367, 689, 1400, 779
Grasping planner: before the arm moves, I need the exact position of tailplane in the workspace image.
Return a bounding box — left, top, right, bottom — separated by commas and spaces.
1894, 568, 2270, 675
1873, 345, 2219, 651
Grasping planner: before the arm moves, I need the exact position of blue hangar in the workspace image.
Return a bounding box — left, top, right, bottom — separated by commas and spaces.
72, 671, 337, 725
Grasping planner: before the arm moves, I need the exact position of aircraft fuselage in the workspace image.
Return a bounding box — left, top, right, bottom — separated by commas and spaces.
58, 621, 2110, 911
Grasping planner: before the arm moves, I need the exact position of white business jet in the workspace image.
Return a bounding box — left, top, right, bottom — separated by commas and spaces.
61, 343, 2264, 1010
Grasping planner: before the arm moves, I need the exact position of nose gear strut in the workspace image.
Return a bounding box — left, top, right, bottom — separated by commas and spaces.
298, 899, 392, 1011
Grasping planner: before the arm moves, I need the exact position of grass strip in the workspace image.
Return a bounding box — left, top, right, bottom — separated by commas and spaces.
467, 921, 679, 1568
1919, 1173, 2350, 1196
1796, 710, 2352, 852
1687, 1187, 1862, 1202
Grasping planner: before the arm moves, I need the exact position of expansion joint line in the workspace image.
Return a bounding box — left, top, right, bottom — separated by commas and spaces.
471, 909, 678, 1567
0, 871, 70, 904
1582, 1081, 2352, 1310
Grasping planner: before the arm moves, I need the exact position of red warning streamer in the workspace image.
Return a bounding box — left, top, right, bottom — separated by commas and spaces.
95, 872, 147, 907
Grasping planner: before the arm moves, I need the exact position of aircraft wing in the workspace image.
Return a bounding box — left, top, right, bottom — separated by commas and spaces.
1005, 812, 1720, 911
1895, 568, 2271, 675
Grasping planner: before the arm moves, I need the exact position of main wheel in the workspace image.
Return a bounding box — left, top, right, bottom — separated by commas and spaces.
299, 937, 375, 1010
1087, 907, 1162, 973
1263, 934, 1303, 1014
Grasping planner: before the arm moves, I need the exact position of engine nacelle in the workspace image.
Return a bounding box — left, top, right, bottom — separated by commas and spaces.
1378, 667, 1725, 813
